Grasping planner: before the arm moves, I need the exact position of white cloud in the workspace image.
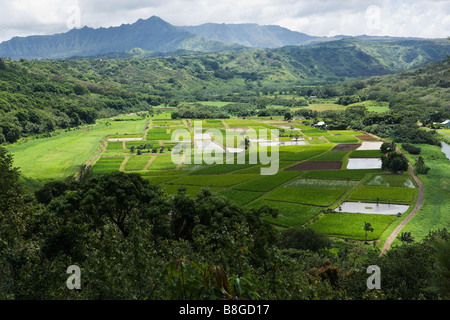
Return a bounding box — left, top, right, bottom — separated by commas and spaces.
0, 0, 448, 43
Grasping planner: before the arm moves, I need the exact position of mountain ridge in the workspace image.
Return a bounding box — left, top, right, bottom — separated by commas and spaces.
179, 22, 316, 48
1, 15, 446, 61
0, 16, 245, 60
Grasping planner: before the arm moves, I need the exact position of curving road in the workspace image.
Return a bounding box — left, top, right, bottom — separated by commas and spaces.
379, 147, 425, 256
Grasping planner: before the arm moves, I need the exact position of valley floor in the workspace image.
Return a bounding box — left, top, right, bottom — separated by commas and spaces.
7, 109, 446, 251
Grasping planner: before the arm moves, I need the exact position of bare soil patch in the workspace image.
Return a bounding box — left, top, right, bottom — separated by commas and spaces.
356, 135, 378, 141
331, 144, 360, 151
285, 161, 343, 171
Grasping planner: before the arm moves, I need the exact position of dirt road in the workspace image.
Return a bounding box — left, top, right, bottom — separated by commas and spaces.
379, 148, 425, 256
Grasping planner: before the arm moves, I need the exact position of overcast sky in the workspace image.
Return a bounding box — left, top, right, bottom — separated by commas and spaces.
0, 0, 449, 43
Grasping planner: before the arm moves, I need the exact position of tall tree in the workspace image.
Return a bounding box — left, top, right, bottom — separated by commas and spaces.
362, 221, 374, 243
0, 146, 33, 299
380, 141, 396, 154
414, 156, 429, 174
0, 147, 31, 249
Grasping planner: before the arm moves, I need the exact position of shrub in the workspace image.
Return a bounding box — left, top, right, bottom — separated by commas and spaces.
381, 152, 408, 173
402, 143, 421, 154
278, 227, 329, 252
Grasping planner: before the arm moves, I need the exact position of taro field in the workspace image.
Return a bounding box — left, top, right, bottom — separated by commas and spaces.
88, 112, 419, 244
8, 109, 419, 245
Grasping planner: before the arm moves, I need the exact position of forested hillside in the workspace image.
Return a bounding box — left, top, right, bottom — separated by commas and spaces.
0, 59, 152, 144
0, 38, 448, 144
311, 58, 450, 138
94, 38, 450, 85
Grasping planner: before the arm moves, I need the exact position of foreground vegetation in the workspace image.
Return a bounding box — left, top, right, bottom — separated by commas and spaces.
1, 147, 449, 300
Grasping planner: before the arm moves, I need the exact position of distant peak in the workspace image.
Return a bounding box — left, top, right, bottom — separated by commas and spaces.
146, 16, 164, 22
134, 16, 166, 25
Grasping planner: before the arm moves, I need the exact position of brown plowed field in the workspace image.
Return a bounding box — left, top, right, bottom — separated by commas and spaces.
331, 144, 360, 151
356, 135, 378, 141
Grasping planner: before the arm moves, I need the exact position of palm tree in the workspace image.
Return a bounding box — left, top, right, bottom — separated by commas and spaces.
362, 221, 374, 244
240, 137, 250, 151
398, 231, 414, 244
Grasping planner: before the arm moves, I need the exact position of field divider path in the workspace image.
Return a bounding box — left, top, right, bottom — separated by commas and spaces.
75, 136, 108, 181
175, 154, 185, 169
379, 145, 425, 256
143, 120, 151, 138
120, 156, 130, 171
143, 155, 157, 170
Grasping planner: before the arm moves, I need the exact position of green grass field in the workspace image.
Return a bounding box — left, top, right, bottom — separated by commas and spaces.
148, 154, 179, 170
347, 100, 390, 113
326, 135, 359, 143
189, 163, 257, 175
234, 171, 303, 192
329, 130, 362, 135
397, 144, 450, 242
309, 212, 398, 240
170, 173, 260, 187
91, 156, 125, 175
348, 150, 382, 158
280, 145, 332, 161
218, 189, 263, 206
106, 141, 124, 150
264, 187, 346, 207
348, 186, 416, 204
124, 155, 154, 171
7, 118, 147, 183
246, 199, 323, 228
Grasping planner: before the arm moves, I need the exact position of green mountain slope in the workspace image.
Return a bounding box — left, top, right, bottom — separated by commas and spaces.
92, 38, 449, 83
322, 58, 450, 110
276, 38, 450, 78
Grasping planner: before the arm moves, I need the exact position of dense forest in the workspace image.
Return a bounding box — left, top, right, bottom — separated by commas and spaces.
0, 58, 155, 143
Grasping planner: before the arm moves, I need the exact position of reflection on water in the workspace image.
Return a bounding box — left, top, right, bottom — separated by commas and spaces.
335, 202, 409, 215
347, 158, 382, 169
